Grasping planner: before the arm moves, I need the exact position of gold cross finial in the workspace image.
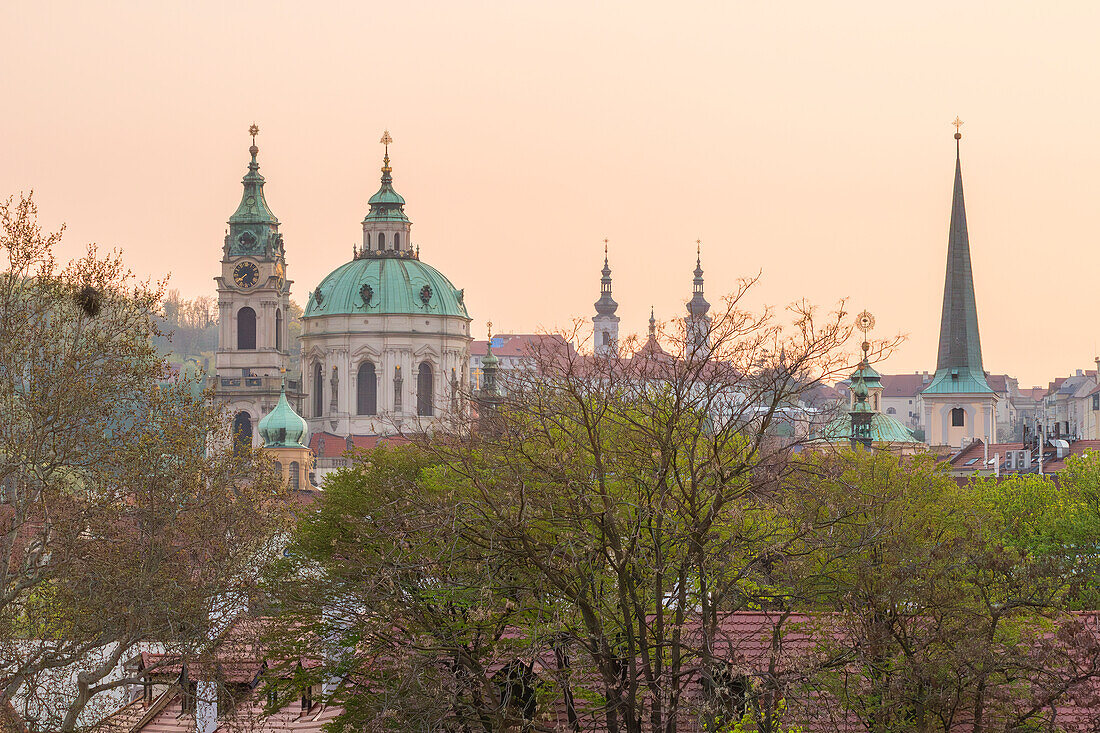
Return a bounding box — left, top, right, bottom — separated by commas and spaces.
248, 123, 259, 143
487, 321, 493, 339
603, 237, 609, 256
952, 117, 963, 141
380, 130, 393, 172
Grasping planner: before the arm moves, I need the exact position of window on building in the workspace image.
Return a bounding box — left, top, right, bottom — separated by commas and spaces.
275, 308, 283, 351
358, 362, 377, 415
237, 307, 257, 350
951, 408, 965, 427
1093, 394, 1099, 411
394, 232, 401, 249
703, 665, 752, 727
288, 461, 300, 489
274, 460, 282, 477
417, 362, 434, 416
313, 362, 324, 417
232, 412, 252, 457
602, 331, 610, 346
377, 232, 385, 250
886, 407, 896, 415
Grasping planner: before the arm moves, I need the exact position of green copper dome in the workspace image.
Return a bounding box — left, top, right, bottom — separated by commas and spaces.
304, 256, 469, 319
815, 411, 920, 444
258, 386, 308, 448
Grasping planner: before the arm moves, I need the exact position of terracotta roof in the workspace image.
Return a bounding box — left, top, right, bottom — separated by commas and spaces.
879, 373, 931, 398
470, 334, 573, 359
306, 433, 408, 458
950, 439, 1100, 473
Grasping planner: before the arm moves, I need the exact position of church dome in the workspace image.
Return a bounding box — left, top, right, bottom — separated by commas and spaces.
304, 255, 469, 320
258, 386, 308, 448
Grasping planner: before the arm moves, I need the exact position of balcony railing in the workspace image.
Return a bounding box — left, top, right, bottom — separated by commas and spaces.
217, 376, 301, 392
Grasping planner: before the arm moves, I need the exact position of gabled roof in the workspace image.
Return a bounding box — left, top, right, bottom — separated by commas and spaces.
307, 433, 407, 459
470, 334, 574, 359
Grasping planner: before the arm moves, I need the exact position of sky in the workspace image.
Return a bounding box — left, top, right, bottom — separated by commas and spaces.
2, 1, 1098, 387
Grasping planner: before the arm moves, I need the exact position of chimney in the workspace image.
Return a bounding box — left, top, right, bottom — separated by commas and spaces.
196, 681, 218, 733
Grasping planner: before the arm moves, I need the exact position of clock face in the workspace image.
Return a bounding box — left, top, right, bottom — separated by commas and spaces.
233, 261, 260, 289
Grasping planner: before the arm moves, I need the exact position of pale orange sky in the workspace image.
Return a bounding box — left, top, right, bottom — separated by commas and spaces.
3, 1, 1098, 387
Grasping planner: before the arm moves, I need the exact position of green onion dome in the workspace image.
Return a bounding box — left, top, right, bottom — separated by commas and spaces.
304, 255, 469, 320
258, 386, 308, 448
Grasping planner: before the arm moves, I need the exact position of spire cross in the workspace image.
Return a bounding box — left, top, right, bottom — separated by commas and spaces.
952, 117, 964, 133
249, 123, 259, 144
487, 321, 493, 339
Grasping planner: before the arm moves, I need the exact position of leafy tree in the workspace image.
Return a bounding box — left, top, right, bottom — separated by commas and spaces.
787, 451, 1100, 732
0, 193, 291, 730
267, 284, 878, 733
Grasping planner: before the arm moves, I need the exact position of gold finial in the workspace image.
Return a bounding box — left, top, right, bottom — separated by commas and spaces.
952, 116, 963, 140
380, 129, 393, 172
603, 237, 609, 258
856, 310, 875, 360
249, 123, 259, 143
487, 321, 493, 339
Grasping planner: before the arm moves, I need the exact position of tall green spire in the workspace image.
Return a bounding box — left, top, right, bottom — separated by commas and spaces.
923, 121, 993, 395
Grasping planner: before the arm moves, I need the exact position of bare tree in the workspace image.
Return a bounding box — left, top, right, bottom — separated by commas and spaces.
0, 193, 291, 730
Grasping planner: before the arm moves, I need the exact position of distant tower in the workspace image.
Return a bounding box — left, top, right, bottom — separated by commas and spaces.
593, 241, 620, 356
212, 125, 298, 447
920, 119, 997, 448
477, 322, 503, 436
686, 242, 711, 357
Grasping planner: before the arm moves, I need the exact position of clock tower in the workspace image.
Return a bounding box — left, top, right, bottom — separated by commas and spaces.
212, 126, 299, 446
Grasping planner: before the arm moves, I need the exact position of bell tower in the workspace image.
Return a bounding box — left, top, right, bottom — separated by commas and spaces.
212, 125, 300, 445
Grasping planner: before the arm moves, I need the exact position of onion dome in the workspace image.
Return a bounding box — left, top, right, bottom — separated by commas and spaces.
258, 384, 308, 448
304, 257, 469, 319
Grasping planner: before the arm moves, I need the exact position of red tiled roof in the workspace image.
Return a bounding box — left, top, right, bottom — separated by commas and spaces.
879, 373, 931, 398
307, 433, 408, 458
470, 334, 573, 359
950, 439, 1100, 473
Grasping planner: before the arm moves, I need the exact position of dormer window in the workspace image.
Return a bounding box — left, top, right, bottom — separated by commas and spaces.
301, 684, 313, 712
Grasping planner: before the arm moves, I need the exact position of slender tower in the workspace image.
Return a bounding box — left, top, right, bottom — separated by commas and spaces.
686, 242, 711, 358
593, 240, 620, 355
213, 125, 298, 447
920, 118, 997, 448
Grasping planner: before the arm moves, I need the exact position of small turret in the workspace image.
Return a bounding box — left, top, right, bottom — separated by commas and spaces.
593, 240, 620, 356
360, 130, 414, 258
686, 242, 712, 357
257, 377, 313, 489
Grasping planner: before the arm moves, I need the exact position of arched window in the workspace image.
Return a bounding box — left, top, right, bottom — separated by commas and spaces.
313, 362, 324, 417
275, 308, 283, 351
232, 412, 252, 457
358, 362, 377, 415
873, 394, 879, 411
377, 232, 385, 251
417, 362, 434, 417
602, 331, 610, 346
274, 460, 283, 477
886, 407, 896, 415
394, 233, 401, 250
288, 461, 300, 489
951, 407, 965, 427
237, 307, 256, 350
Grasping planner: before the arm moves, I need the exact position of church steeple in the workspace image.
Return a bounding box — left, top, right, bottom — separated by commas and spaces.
226, 124, 282, 259
360, 130, 413, 258
924, 119, 993, 395
593, 240, 620, 356
229, 125, 279, 226
686, 241, 711, 356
